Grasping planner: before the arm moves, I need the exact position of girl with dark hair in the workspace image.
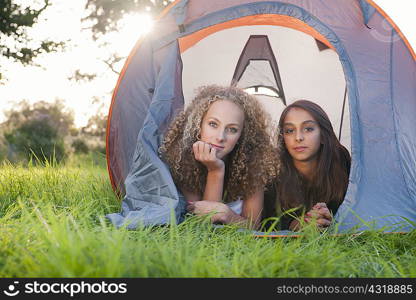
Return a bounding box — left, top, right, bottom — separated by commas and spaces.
159, 85, 278, 229
264, 100, 351, 231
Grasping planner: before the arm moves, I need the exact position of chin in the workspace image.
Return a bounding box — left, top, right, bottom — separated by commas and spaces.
218, 153, 228, 160
292, 154, 311, 161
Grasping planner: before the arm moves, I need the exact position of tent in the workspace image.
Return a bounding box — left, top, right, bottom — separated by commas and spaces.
105, 0, 416, 232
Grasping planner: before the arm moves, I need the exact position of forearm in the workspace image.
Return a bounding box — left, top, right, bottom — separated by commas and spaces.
221, 189, 263, 229
191, 189, 263, 230
202, 169, 225, 202
221, 208, 260, 230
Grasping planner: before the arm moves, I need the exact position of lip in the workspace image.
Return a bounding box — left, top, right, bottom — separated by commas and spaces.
211, 144, 225, 150
293, 146, 307, 152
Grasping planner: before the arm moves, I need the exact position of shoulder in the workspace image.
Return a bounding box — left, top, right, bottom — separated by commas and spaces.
339, 145, 351, 173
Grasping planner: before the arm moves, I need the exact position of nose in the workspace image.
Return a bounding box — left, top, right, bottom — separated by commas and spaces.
216, 129, 226, 142
295, 131, 304, 142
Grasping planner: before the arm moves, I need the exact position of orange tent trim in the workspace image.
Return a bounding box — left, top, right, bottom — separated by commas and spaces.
179, 14, 335, 53
254, 231, 409, 238
366, 0, 416, 61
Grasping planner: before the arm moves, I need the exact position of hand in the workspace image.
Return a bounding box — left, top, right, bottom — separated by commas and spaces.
187, 200, 231, 224
192, 141, 224, 172
304, 202, 332, 229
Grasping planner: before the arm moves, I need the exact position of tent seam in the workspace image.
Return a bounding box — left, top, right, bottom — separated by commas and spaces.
389, 28, 412, 200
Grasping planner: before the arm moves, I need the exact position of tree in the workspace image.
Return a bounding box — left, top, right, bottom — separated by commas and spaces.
2, 100, 75, 137
76, 0, 171, 77
5, 118, 66, 163
1, 100, 75, 163
0, 0, 64, 80
82, 113, 107, 138
83, 0, 169, 40
71, 138, 90, 154
78, 111, 107, 154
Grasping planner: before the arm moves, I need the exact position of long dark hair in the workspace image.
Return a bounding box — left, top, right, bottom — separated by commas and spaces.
277, 100, 351, 212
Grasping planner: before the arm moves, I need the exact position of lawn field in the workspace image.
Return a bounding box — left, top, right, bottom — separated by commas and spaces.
1, 154, 415, 277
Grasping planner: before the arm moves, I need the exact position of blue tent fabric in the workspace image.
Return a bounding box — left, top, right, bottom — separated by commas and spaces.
106, 0, 416, 232
106, 41, 187, 228
392, 31, 416, 202
359, 0, 376, 26
107, 37, 155, 195
335, 13, 416, 231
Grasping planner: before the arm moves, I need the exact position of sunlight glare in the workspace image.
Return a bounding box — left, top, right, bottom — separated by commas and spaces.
112, 13, 154, 57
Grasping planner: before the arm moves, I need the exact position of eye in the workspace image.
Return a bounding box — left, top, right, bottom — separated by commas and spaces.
283, 128, 294, 135
208, 121, 218, 128
304, 127, 315, 132
227, 127, 238, 134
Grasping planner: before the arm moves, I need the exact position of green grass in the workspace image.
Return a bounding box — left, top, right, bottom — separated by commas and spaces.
0, 153, 415, 277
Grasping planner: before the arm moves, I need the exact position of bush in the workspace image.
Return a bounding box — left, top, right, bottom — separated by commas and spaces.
71, 138, 89, 154
1, 99, 76, 164
0, 145, 6, 162
5, 119, 65, 163
92, 144, 106, 155
3, 100, 74, 137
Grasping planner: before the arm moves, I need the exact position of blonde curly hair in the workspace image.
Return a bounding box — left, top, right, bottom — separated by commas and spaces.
159, 85, 279, 202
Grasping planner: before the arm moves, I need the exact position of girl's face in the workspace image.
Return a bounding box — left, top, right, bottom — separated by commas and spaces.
200, 100, 245, 159
282, 107, 321, 164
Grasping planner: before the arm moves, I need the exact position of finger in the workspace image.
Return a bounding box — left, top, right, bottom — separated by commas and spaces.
193, 142, 202, 160
193, 141, 204, 149
318, 207, 332, 220
316, 218, 331, 227
309, 207, 330, 219
312, 203, 326, 212
203, 143, 211, 159
210, 146, 217, 160
313, 202, 326, 209
198, 142, 206, 160
196, 142, 206, 161
198, 141, 205, 155
306, 210, 320, 219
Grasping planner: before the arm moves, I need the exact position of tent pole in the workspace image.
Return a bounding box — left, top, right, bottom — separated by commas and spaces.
338, 86, 347, 141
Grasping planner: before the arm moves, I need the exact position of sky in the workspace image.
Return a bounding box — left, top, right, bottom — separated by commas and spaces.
0, 0, 153, 127
0, 0, 414, 127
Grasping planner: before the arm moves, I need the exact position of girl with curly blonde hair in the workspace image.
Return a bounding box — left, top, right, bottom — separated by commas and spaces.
159, 85, 278, 229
